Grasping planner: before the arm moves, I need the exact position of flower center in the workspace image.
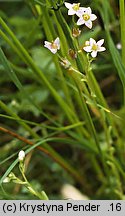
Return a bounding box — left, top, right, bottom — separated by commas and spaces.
92, 44, 98, 51
51, 43, 58, 49
83, 14, 90, 21
72, 3, 80, 11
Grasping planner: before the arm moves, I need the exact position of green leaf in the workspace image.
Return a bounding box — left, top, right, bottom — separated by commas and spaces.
106, 33, 125, 90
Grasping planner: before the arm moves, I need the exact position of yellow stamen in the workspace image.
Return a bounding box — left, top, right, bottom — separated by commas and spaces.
83, 14, 90, 21
72, 3, 80, 11
51, 42, 58, 49
92, 44, 98, 51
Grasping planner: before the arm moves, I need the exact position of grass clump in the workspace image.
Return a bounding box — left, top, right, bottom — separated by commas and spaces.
0, 0, 125, 200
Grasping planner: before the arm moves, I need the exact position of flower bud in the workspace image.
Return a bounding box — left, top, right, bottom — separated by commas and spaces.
72, 28, 81, 38
60, 58, 71, 69
18, 150, 25, 161
68, 49, 77, 59
3, 177, 10, 183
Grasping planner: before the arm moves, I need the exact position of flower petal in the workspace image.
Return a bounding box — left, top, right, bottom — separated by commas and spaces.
51, 49, 58, 54
98, 47, 106, 52
90, 14, 97, 21
91, 51, 97, 58
85, 7, 92, 15
68, 9, 76, 15
44, 41, 51, 49
76, 7, 87, 17
83, 46, 92, 52
54, 37, 60, 49
97, 39, 104, 46
65, 2, 72, 9
85, 20, 92, 29
89, 38, 96, 46
77, 17, 85, 25
45, 45, 52, 51
44, 41, 51, 46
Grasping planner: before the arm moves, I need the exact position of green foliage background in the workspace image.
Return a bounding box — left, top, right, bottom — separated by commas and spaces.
0, 0, 125, 200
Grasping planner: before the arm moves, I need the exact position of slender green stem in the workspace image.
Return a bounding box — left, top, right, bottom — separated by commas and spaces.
119, 0, 125, 105
0, 17, 76, 123
40, 8, 74, 108
0, 100, 85, 185
69, 70, 101, 154
0, 30, 27, 63
86, 58, 111, 148
35, 7, 89, 137
0, 100, 39, 139
19, 163, 49, 200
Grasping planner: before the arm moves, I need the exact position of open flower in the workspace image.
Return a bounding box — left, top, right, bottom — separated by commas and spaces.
44, 37, 60, 54
77, 7, 97, 29
65, 2, 86, 16
83, 38, 106, 57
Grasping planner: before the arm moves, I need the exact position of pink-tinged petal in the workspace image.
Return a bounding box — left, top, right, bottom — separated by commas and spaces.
90, 14, 97, 21
44, 41, 51, 46
44, 41, 51, 49
89, 38, 96, 46
83, 46, 92, 52
80, 7, 88, 13
49, 48, 57, 54
85, 20, 92, 29
46, 46, 52, 51
64, 2, 72, 9
97, 39, 104, 46
98, 47, 106, 52
68, 9, 76, 15
54, 37, 60, 49
91, 51, 97, 58
77, 18, 85, 26
85, 7, 92, 15
45, 45, 52, 51
51, 49, 57, 54
76, 7, 87, 17
44, 40, 58, 54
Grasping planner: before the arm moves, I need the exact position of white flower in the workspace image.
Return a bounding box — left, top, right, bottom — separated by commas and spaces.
18, 150, 25, 161
77, 7, 97, 29
83, 38, 106, 58
65, 2, 86, 16
44, 37, 60, 54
